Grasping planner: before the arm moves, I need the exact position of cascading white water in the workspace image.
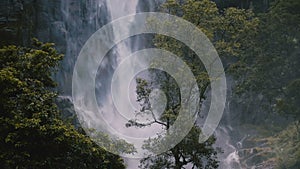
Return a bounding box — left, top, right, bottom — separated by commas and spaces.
103, 1, 147, 168
101, 1, 177, 168
58, 1, 163, 168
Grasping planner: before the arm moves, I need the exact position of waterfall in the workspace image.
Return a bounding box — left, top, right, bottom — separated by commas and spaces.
55, 1, 241, 168
102, 1, 147, 168
98, 1, 166, 168
57, 1, 163, 168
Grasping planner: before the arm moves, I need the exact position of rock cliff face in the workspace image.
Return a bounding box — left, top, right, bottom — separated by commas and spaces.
0, 0, 29, 45
1, 0, 111, 94
0, 1, 108, 46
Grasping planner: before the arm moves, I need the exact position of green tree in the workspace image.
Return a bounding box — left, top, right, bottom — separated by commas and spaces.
0, 39, 126, 169
127, 78, 219, 169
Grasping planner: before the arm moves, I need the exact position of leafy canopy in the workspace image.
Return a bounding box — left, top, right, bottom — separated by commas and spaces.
0, 39, 125, 169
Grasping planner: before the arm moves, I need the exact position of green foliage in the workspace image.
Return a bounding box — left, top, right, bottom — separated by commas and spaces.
257, 122, 300, 169
233, 0, 300, 118
270, 122, 300, 169
156, 0, 259, 96
160, 0, 259, 59
0, 39, 125, 169
140, 127, 218, 169
128, 78, 219, 169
